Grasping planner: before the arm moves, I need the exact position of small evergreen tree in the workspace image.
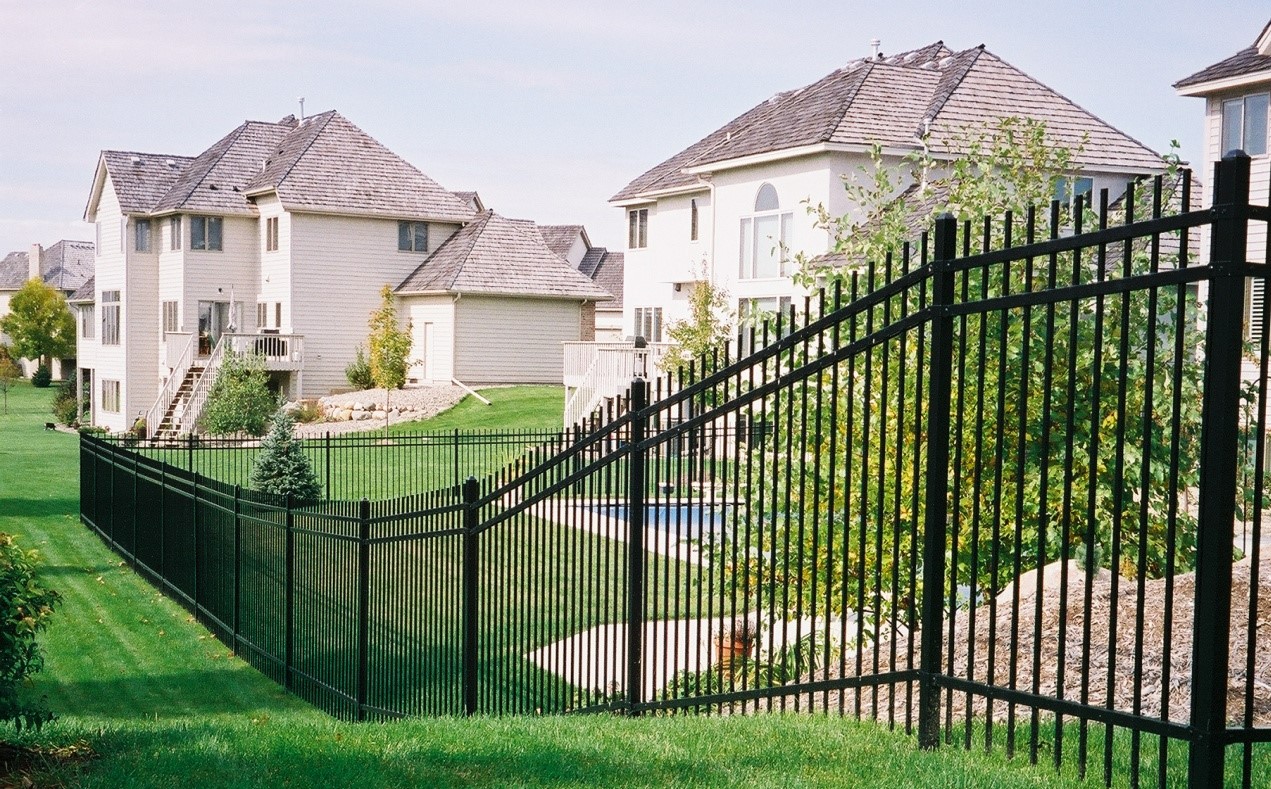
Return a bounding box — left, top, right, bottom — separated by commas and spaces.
249, 410, 321, 503
367, 285, 412, 389
199, 351, 276, 436
345, 345, 374, 390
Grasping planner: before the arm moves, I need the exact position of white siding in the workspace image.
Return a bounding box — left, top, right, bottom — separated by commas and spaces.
289, 212, 462, 395
403, 296, 455, 383
454, 296, 581, 383
90, 174, 132, 432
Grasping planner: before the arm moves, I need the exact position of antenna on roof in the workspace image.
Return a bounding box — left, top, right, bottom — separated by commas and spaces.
298, 96, 306, 121
870, 38, 881, 58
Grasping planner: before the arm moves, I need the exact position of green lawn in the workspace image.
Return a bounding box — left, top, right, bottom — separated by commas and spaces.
4, 380, 1266, 787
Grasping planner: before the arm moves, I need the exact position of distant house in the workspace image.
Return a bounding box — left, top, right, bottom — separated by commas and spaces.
1175, 18, 1271, 342
0, 239, 94, 381
610, 40, 1167, 342
79, 111, 609, 434
536, 224, 624, 341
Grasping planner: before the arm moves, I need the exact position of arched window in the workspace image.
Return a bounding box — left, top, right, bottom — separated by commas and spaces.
754, 183, 780, 212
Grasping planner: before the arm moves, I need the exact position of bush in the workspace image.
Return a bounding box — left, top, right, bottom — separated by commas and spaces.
51, 379, 77, 426
199, 351, 277, 436
345, 346, 373, 390
291, 400, 323, 423
249, 410, 322, 503
31, 364, 51, 388
0, 532, 61, 732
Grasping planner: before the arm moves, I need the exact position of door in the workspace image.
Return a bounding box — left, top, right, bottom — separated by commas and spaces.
197, 301, 241, 355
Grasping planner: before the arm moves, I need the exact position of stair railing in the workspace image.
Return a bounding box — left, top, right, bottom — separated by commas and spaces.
174, 335, 228, 436
143, 332, 197, 439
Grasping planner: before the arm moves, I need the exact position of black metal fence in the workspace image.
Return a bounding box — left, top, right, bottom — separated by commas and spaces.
80, 154, 1271, 788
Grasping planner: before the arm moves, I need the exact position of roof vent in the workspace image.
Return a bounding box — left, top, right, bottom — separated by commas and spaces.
725, 131, 733, 142
165, 159, 176, 168
130, 155, 141, 165
208, 184, 218, 191
870, 38, 881, 58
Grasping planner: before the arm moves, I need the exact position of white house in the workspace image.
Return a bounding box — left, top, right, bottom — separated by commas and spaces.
609, 40, 1168, 341
1175, 18, 1271, 343
79, 111, 613, 435
0, 240, 93, 381
536, 224, 624, 341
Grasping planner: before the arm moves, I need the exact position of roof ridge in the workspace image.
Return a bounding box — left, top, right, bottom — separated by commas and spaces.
442, 210, 493, 290
270, 111, 337, 193
820, 62, 874, 144
919, 46, 985, 136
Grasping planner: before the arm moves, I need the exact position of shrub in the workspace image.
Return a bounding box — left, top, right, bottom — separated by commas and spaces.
0, 353, 19, 415
0, 532, 61, 732
292, 400, 323, 423
249, 410, 321, 503
31, 364, 51, 388
367, 285, 411, 390
199, 351, 277, 436
51, 379, 77, 426
345, 345, 374, 390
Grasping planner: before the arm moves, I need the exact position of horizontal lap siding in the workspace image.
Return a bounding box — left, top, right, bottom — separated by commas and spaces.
454, 296, 580, 383
404, 296, 455, 384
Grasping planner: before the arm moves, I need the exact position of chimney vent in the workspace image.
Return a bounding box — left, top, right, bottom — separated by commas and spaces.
130, 155, 141, 165
870, 38, 881, 58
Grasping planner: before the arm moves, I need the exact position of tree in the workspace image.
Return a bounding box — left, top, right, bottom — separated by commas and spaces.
368, 285, 412, 390
717, 118, 1204, 632
0, 279, 75, 370
0, 348, 18, 415
198, 351, 276, 436
658, 264, 734, 378
249, 410, 322, 502
0, 532, 60, 731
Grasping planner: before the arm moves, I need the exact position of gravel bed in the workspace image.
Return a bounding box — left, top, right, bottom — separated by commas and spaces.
293, 385, 466, 437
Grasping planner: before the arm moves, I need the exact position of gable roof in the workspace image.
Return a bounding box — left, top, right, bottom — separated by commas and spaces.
69, 275, 95, 303
536, 224, 588, 259
0, 240, 95, 292
1175, 20, 1271, 91
579, 248, 623, 308
396, 210, 612, 300
92, 111, 473, 221
613, 41, 1163, 202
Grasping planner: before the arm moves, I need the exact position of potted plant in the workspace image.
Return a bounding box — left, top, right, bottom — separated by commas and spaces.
714, 618, 758, 677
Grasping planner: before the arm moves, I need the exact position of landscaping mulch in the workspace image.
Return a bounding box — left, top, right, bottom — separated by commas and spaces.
0, 741, 95, 788
801, 555, 1271, 727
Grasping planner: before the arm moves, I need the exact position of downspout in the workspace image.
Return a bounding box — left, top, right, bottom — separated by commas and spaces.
697, 174, 717, 285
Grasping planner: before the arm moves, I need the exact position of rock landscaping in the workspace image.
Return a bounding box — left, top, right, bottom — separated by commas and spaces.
290, 385, 467, 436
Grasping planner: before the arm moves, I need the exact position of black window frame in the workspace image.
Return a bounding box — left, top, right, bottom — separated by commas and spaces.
398, 221, 428, 252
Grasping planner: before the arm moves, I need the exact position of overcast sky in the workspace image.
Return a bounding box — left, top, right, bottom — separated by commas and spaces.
1, 1, 1266, 255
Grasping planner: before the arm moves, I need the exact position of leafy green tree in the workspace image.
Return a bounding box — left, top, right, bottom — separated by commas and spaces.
199, 351, 276, 436
0, 279, 75, 370
718, 118, 1203, 633
0, 532, 60, 732
659, 264, 734, 377
0, 349, 19, 415
249, 410, 321, 502
368, 285, 411, 390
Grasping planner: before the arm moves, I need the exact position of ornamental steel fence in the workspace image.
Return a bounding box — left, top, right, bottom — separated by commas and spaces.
81, 154, 1271, 788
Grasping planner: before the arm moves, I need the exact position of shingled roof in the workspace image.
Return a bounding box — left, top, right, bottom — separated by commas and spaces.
1175, 20, 1271, 90
69, 275, 95, 303
396, 211, 612, 300
95, 111, 473, 221
0, 240, 95, 292
613, 41, 1164, 202
579, 248, 623, 308
536, 224, 588, 259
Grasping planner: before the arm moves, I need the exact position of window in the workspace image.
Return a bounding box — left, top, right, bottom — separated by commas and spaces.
1054, 177, 1094, 206
634, 306, 662, 342
190, 215, 223, 251
628, 208, 649, 249
690, 199, 699, 242
162, 301, 178, 334
275, 302, 282, 329
739, 297, 793, 327
169, 217, 182, 251
135, 219, 152, 252
102, 380, 121, 414
1222, 94, 1269, 156
265, 216, 279, 252
257, 302, 268, 329
101, 290, 120, 346
739, 184, 792, 279
398, 221, 428, 252
80, 305, 95, 339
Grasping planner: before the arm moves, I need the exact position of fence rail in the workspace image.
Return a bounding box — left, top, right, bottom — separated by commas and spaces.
81, 155, 1271, 788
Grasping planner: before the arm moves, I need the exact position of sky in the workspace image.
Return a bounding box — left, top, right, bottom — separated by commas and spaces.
1, 1, 1267, 256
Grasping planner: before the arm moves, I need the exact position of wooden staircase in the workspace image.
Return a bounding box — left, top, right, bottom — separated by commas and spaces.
152, 365, 204, 440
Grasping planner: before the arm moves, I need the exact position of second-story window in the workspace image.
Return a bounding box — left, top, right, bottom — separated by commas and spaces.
1222, 93, 1269, 156
398, 221, 428, 252
265, 217, 279, 252
162, 301, 178, 334
135, 218, 152, 252
190, 216, 223, 251
80, 305, 95, 339
739, 183, 792, 279
101, 290, 121, 346
690, 199, 699, 242
169, 217, 182, 251
628, 208, 648, 249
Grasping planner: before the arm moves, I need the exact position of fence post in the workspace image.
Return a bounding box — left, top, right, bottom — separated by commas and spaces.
187, 432, 194, 473
1188, 151, 1250, 786
918, 213, 957, 749
454, 428, 462, 490
356, 497, 371, 721
462, 477, 480, 716
284, 492, 295, 693
233, 485, 241, 649
325, 432, 332, 499
191, 471, 200, 611
626, 378, 649, 715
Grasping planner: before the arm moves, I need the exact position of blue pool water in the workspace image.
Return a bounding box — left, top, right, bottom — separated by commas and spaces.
588, 503, 726, 540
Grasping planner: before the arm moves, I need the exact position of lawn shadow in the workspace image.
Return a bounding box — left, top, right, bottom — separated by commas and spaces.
1, 498, 79, 520
32, 670, 295, 719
